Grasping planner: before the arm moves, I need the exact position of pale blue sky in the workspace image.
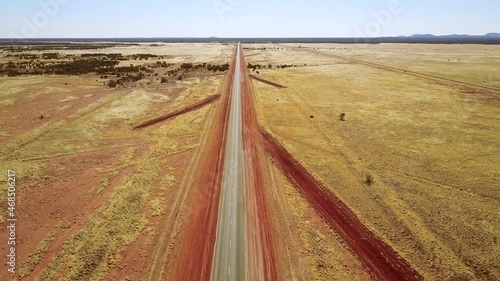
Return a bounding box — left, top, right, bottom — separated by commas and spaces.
1, 0, 499, 38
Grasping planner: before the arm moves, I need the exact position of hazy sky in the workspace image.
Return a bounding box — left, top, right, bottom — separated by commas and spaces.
1, 0, 499, 38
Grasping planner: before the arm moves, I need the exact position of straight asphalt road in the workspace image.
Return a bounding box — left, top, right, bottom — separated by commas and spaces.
212, 43, 246, 281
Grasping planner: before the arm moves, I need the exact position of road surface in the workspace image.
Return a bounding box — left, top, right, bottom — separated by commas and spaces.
212, 43, 247, 281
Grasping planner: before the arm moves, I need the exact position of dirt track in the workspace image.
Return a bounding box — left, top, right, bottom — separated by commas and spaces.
261, 129, 423, 281
249, 74, 287, 89
133, 94, 221, 130
284, 44, 500, 94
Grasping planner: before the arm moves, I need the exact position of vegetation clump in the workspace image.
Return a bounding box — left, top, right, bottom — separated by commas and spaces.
364, 174, 374, 186
48, 60, 120, 75
41, 53, 60, 59
107, 80, 118, 88
339, 113, 346, 121
181, 63, 194, 70
131, 53, 159, 60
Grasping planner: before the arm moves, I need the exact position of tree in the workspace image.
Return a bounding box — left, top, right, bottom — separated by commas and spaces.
107, 80, 118, 88
364, 174, 374, 186
181, 63, 193, 70
339, 113, 346, 121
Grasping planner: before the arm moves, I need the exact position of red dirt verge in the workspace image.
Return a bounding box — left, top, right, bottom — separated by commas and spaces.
249, 75, 287, 89
133, 94, 221, 129
173, 51, 236, 281
240, 45, 279, 281
261, 129, 423, 281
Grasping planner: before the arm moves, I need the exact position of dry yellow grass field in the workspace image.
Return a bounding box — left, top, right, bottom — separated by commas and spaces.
1, 42, 498, 281
0, 43, 226, 280
246, 43, 500, 281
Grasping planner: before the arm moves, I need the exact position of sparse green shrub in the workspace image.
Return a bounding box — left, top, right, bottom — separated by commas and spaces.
41, 53, 59, 59
339, 113, 346, 121
181, 63, 193, 70
364, 174, 374, 186
107, 80, 117, 88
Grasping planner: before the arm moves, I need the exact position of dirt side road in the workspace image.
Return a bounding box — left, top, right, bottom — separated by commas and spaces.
261, 129, 423, 281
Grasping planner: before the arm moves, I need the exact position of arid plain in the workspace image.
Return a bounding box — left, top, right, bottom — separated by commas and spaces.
0, 42, 498, 281
245, 43, 500, 281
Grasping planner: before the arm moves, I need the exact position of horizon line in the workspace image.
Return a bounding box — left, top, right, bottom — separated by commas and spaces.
1, 32, 499, 40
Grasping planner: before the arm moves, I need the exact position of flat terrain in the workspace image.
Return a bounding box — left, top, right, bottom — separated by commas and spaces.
245, 43, 500, 281
0, 42, 498, 281
0, 43, 230, 280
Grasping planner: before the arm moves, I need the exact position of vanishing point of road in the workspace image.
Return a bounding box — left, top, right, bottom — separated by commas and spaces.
212, 43, 247, 281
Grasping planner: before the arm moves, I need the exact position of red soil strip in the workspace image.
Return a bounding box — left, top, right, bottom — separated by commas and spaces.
240, 46, 279, 280
249, 74, 287, 89
173, 49, 236, 281
261, 130, 423, 281
133, 94, 221, 129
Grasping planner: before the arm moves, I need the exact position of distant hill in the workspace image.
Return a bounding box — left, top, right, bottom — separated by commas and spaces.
409, 33, 500, 39
485, 33, 500, 38
1, 33, 500, 45
409, 34, 436, 38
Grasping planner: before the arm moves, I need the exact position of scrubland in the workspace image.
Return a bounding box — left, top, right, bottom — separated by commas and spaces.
0, 43, 226, 280
246, 43, 500, 281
